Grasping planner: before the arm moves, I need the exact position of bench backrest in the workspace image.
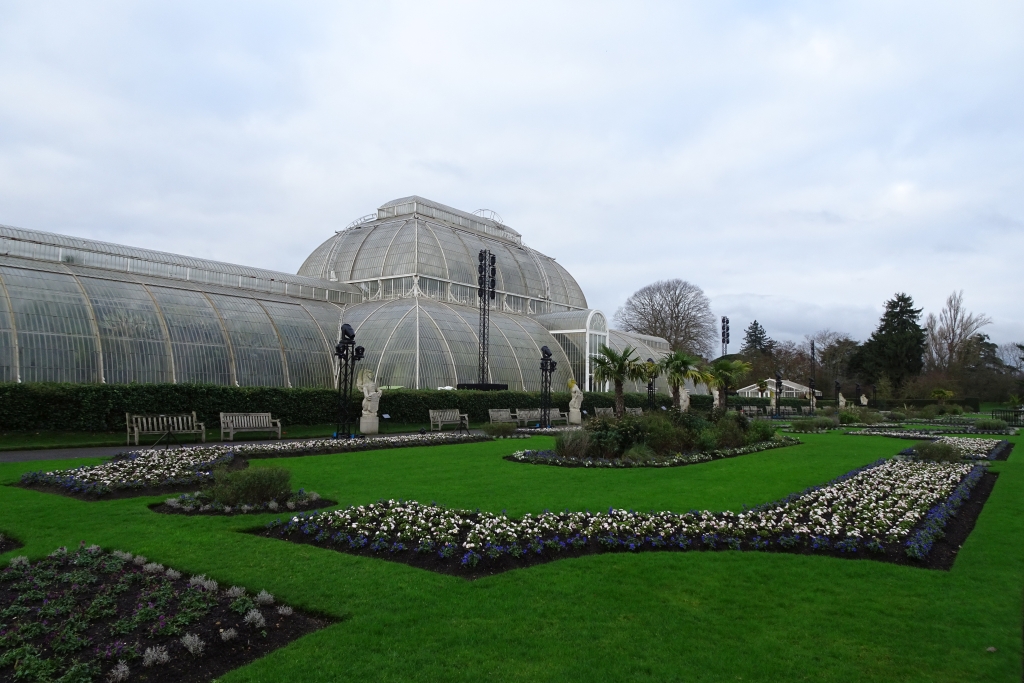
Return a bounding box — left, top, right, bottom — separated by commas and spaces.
429, 409, 461, 421
594, 407, 615, 417
129, 412, 197, 431
517, 408, 541, 420
221, 412, 274, 428
489, 409, 513, 420
625, 407, 643, 416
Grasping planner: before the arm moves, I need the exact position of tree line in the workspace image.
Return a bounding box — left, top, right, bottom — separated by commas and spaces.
615, 280, 1022, 403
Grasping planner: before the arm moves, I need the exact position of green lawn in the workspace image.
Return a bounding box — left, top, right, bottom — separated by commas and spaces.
1, 431, 1020, 682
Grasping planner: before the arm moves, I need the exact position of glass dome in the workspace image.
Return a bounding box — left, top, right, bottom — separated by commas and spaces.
299, 196, 588, 313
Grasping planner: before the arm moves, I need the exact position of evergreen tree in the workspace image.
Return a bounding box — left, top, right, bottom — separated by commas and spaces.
849, 293, 926, 391
741, 320, 775, 355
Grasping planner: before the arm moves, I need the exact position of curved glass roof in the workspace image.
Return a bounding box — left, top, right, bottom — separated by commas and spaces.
0, 254, 343, 387
342, 297, 574, 391
607, 329, 673, 394
299, 197, 588, 311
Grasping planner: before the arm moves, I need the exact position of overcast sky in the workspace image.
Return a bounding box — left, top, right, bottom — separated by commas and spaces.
1, 1, 1021, 345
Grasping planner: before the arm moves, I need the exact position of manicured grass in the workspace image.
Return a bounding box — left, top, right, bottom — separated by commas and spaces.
1, 432, 1020, 682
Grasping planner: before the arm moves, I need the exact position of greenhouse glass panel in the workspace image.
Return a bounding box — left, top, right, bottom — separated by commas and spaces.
206, 294, 285, 387
426, 302, 482, 385
374, 305, 417, 389
351, 301, 413, 388
427, 223, 474, 285
516, 249, 548, 300
0, 276, 16, 382
381, 222, 417, 277
0, 266, 100, 383
147, 286, 233, 386
489, 243, 526, 297
299, 301, 344, 344
78, 277, 172, 385
416, 304, 456, 389
261, 300, 334, 388
351, 222, 403, 281
503, 315, 574, 391
412, 220, 448, 280
552, 331, 585, 388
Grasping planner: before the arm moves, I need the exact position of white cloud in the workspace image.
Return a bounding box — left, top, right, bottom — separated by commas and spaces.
0, 0, 1021, 343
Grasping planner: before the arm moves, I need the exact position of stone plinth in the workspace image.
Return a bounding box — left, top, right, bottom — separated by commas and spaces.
360, 415, 379, 435
568, 408, 582, 425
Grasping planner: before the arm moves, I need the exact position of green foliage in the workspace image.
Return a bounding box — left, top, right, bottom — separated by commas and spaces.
553, 430, 590, 459
848, 292, 926, 390
974, 419, 1007, 430
912, 441, 960, 462
481, 423, 516, 438
713, 414, 747, 448
580, 410, 772, 458
788, 418, 833, 433
838, 411, 860, 424
741, 320, 775, 355
208, 466, 292, 506
888, 411, 907, 422
0, 382, 669, 431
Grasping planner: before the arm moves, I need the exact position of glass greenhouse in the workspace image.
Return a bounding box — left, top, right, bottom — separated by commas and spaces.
0, 196, 687, 393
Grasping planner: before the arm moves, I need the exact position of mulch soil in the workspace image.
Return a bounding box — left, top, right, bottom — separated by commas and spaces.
0, 549, 332, 683
0, 537, 22, 555
255, 469, 1002, 580
150, 500, 337, 517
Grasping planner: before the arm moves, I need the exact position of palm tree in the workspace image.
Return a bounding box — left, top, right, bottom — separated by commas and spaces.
706, 358, 752, 409
592, 345, 646, 417
659, 350, 710, 411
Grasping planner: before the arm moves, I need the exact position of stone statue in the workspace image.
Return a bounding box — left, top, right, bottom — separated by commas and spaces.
568, 379, 583, 425
679, 386, 690, 412
838, 392, 846, 409
711, 384, 720, 409
356, 369, 382, 434
860, 393, 869, 406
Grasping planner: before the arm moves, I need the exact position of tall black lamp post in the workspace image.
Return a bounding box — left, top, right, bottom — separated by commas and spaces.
808, 377, 816, 414
855, 383, 862, 406
335, 323, 364, 439
646, 357, 657, 413
540, 346, 556, 428
775, 371, 783, 418
834, 380, 841, 405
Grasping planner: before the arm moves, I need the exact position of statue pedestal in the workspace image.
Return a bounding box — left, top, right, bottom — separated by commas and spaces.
568, 408, 582, 425
359, 415, 379, 435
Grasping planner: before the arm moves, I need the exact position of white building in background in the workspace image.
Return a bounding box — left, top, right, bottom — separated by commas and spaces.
735, 379, 823, 400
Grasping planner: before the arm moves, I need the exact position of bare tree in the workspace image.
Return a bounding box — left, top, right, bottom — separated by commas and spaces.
924, 291, 993, 372
801, 329, 859, 389
614, 279, 716, 356
997, 343, 1024, 374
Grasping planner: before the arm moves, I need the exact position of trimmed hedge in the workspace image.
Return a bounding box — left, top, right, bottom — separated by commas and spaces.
0, 382, 676, 432
725, 396, 809, 408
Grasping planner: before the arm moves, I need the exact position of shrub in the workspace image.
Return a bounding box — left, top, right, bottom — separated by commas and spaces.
208, 466, 291, 506
745, 419, 777, 444
481, 422, 516, 438
913, 441, 959, 462
838, 411, 859, 424
945, 404, 964, 416
888, 411, 907, 422
974, 418, 1007, 430
788, 419, 820, 433
920, 405, 940, 419
714, 416, 746, 449
695, 428, 718, 452
554, 430, 590, 459
640, 414, 683, 454
621, 443, 657, 463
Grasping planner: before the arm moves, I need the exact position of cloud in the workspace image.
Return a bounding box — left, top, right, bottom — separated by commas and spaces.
0, 0, 1021, 343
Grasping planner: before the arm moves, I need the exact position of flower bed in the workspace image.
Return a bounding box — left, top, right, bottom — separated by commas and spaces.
503, 437, 800, 468
0, 543, 328, 683
19, 450, 236, 497
261, 457, 987, 577
153, 489, 334, 516
849, 432, 1011, 460
20, 432, 494, 498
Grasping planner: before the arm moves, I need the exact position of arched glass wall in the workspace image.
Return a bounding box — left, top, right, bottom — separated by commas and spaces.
343, 297, 574, 391
0, 256, 345, 388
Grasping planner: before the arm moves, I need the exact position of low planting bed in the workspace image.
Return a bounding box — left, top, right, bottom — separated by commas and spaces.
260, 456, 993, 578
17, 433, 493, 500
504, 436, 800, 468
0, 544, 328, 683
153, 488, 334, 516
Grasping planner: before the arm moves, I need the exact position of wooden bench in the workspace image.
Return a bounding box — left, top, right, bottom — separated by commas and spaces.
488, 409, 518, 424
625, 407, 643, 417
220, 412, 281, 442
514, 408, 541, 426
594, 407, 615, 418
126, 412, 205, 446
429, 408, 468, 431
547, 410, 570, 425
